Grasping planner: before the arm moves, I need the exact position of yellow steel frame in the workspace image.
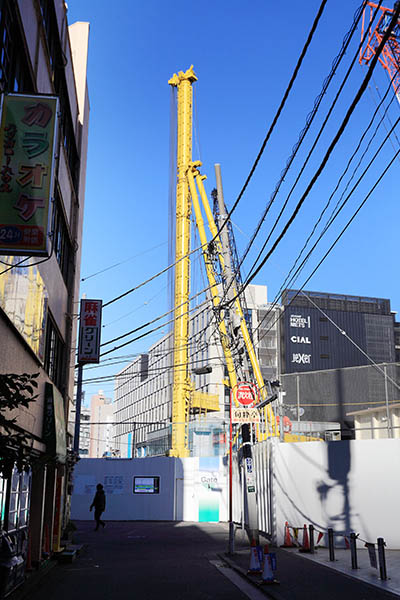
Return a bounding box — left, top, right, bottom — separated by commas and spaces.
168, 67, 309, 455
168, 67, 197, 457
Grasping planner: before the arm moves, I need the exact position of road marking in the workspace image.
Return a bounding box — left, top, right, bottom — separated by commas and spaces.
209, 559, 270, 600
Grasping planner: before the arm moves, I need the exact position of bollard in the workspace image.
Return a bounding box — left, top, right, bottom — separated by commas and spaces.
377, 538, 387, 581
350, 532, 358, 569
328, 528, 335, 561
309, 524, 315, 554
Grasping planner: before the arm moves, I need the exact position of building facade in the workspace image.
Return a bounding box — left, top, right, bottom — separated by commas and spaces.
0, 0, 89, 586
280, 290, 399, 436
114, 285, 280, 457
89, 391, 114, 458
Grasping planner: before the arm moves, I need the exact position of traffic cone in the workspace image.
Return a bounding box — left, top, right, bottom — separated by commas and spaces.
316, 531, 324, 547
280, 521, 295, 548
299, 524, 310, 553
260, 545, 275, 584
344, 536, 350, 549
248, 538, 262, 574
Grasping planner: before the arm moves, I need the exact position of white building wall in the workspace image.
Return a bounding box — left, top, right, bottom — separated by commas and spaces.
71, 456, 228, 523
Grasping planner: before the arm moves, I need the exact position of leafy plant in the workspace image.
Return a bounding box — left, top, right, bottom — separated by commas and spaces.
0, 373, 39, 474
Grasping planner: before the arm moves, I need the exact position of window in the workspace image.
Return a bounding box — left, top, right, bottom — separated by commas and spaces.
0, 2, 33, 93
44, 314, 65, 390
319, 317, 328, 322
320, 336, 328, 341
51, 192, 72, 284
320, 354, 330, 359
39, 0, 80, 193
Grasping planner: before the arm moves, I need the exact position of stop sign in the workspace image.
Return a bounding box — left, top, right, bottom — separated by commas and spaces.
235, 383, 257, 406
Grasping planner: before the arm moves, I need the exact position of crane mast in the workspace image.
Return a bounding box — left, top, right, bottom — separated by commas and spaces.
168, 67, 197, 458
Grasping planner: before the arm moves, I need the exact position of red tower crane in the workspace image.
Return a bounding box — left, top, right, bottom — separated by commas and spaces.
359, 2, 400, 104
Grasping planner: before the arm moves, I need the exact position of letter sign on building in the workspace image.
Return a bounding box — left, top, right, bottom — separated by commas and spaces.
78, 299, 102, 364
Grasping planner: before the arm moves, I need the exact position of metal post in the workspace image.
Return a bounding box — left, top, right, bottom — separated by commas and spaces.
309, 524, 315, 554
377, 538, 387, 580
133, 421, 136, 458
228, 389, 234, 555
279, 391, 284, 442
350, 533, 358, 569
328, 528, 335, 561
73, 364, 83, 454
384, 366, 392, 438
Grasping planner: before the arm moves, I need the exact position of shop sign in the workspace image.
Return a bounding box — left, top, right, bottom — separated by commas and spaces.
43, 383, 67, 464
78, 299, 102, 363
0, 94, 58, 255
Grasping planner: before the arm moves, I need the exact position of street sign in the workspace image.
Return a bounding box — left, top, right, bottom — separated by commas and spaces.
232, 382, 259, 407
232, 407, 260, 424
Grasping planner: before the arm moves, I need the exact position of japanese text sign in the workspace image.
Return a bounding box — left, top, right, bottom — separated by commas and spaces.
231, 382, 259, 407
232, 407, 260, 424
78, 299, 102, 364
0, 94, 58, 255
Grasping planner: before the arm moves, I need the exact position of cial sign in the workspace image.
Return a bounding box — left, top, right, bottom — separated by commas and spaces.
232, 382, 259, 407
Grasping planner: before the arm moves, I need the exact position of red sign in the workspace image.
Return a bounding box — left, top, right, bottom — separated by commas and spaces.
78, 299, 102, 364
233, 382, 259, 407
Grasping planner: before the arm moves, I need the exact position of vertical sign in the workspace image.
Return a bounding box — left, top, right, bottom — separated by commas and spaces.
78, 299, 102, 364
0, 94, 58, 256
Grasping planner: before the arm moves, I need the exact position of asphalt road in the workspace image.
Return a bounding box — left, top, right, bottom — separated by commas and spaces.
24, 521, 257, 600
20, 521, 398, 600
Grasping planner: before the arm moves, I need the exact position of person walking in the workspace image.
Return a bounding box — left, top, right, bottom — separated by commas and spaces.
90, 483, 106, 530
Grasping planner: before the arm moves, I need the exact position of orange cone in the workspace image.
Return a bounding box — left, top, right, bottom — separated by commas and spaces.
260, 545, 275, 584
299, 524, 310, 553
281, 521, 296, 548
247, 538, 262, 574
316, 531, 324, 546
344, 536, 350, 549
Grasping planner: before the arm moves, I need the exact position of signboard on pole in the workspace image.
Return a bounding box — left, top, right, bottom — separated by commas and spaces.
231, 382, 259, 407
232, 407, 260, 424
78, 299, 102, 364
0, 94, 58, 256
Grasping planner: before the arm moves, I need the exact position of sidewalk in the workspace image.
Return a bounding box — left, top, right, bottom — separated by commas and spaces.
219, 534, 400, 600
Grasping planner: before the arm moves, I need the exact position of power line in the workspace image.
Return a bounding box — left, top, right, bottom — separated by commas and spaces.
270, 78, 400, 313
238, 2, 400, 299
239, 0, 366, 270
210, 0, 328, 245
80, 241, 167, 282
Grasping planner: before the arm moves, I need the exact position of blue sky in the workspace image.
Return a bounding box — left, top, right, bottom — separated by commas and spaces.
67, 1, 399, 399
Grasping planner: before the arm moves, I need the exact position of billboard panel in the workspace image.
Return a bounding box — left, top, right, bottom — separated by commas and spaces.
78, 299, 102, 364
0, 94, 58, 256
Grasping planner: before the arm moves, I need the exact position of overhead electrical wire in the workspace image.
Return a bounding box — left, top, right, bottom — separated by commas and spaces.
210, 0, 328, 245
245, 145, 400, 393
273, 76, 400, 305
236, 2, 400, 301
239, 0, 367, 270
80, 241, 168, 282
216, 0, 384, 315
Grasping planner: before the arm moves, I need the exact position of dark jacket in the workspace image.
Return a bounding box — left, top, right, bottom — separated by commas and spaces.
90, 490, 106, 512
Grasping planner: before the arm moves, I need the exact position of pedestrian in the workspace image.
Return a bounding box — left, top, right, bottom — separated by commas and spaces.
90, 483, 106, 530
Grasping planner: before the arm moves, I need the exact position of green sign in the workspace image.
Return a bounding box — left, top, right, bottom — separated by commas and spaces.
43, 383, 66, 464
0, 94, 58, 255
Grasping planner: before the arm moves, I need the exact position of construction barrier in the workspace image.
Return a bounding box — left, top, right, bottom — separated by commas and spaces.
282, 521, 389, 580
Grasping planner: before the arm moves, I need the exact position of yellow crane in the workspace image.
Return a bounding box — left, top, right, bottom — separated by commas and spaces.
168, 66, 282, 458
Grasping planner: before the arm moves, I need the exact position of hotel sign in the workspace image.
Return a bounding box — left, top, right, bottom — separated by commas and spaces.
78, 299, 102, 364
0, 94, 58, 256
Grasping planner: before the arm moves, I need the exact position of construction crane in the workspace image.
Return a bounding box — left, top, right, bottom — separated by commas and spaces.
359, 1, 400, 104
